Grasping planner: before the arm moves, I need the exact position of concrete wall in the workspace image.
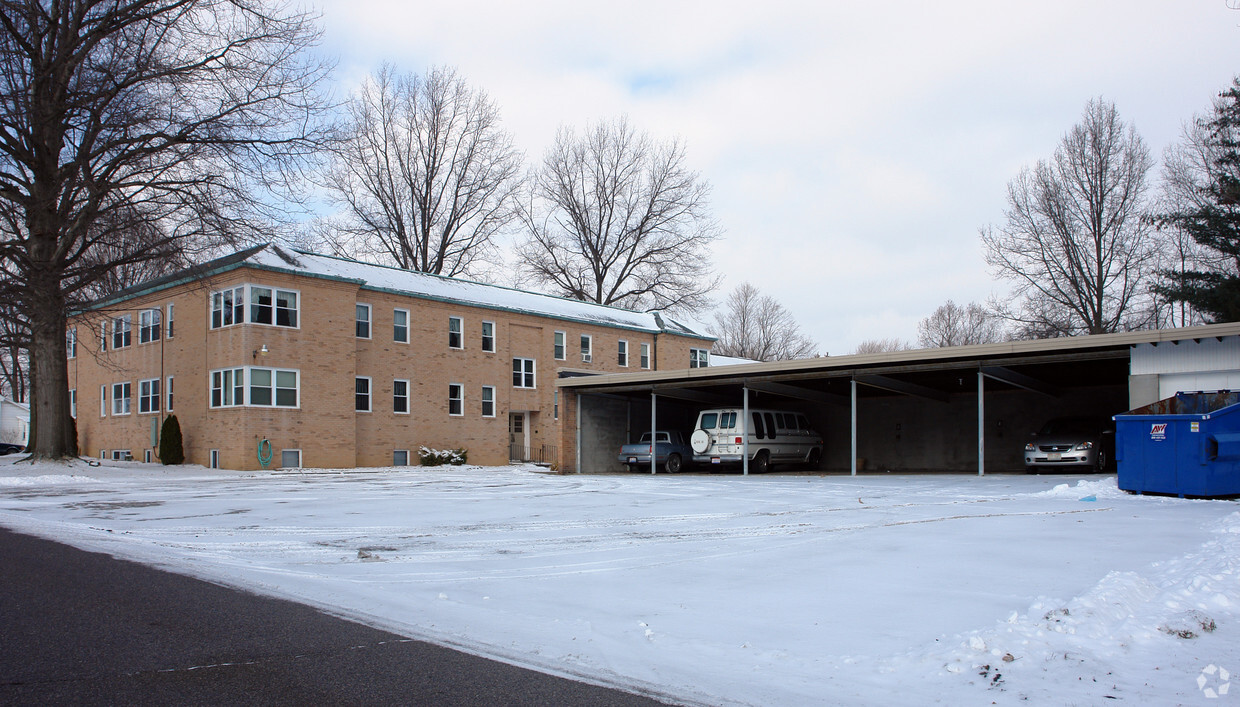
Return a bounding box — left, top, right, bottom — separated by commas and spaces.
576, 393, 632, 473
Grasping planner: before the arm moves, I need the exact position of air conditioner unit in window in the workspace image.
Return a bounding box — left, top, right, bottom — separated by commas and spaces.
582, 353, 592, 363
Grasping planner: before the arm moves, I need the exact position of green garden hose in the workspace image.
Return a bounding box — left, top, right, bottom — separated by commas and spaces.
257, 438, 273, 468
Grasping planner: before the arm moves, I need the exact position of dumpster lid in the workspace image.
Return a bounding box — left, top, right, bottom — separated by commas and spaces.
1117, 390, 1240, 417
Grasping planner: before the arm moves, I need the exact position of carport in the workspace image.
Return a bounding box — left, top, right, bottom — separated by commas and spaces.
556, 323, 1240, 475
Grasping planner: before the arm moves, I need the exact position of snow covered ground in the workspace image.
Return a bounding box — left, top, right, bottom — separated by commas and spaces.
1, 458, 1237, 705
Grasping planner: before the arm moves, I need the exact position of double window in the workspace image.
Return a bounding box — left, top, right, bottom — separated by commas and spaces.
210, 367, 299, 408
112, 315, 131, 349
138, 379, 160, 414
513, 358, 535, 388
690, 348, 709, 368
211, 284, 299, 329
111, 382, 131, 415
139, 308, 161, 344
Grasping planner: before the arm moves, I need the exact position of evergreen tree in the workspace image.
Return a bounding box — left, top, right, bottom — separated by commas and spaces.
1156, 78, 1240, 322
159, 415, 184, 466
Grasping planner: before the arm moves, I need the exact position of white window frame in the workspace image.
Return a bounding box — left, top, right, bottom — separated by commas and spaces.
210, 368, 245, 408
111, 382, 131, 416
100, 321, 107, 352
449, 316, 463, 349
100, 385, 107, 417
393, 449, 410, 467
482, 320, 496, 353
112, 314, 132, 349
210, 449, 220, 469
211, 286, 245, 329
70, 388, 77, 419
690, 348, 709, 368
281, 449, 302, 469
618, 340, 628, 367
166, 376, 174, 412
640, 342, 650, 369
512, 358, 536, 389
139, 308, 161, 344
482, 385, 496, 418
211, 367, 298, 409
393, 308, 409, 344
166, 302, 175, 338
356, 303, 372, 339
355, 376, 371, 412
144, 449, 153, 463
448, 383, 463, 416
554, 331, 566, 360
554, 390, 559, 420
580, 334, 592, 363
211, 284, 299, 329
67, 328, 76, 359
393, 379, 410, 414
112, 450, 132, 461
138, 378, 160, 414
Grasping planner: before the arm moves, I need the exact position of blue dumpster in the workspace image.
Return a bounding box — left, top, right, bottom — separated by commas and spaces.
1114, 391, 1240, 497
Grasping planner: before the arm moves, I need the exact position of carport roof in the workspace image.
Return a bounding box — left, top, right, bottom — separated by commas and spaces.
557, 322, 1240, 396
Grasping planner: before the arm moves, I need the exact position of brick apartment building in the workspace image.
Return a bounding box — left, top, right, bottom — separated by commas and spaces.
67, 244, 715, 470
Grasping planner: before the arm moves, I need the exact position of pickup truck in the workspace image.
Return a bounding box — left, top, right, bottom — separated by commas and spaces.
619, 431, 693, 473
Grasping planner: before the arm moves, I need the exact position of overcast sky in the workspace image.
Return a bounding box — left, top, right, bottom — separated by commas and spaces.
311, 0, 1240, 356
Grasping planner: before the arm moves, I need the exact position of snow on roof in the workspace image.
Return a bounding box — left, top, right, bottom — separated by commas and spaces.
240, 245, 712, 340
708, 354, 759, 366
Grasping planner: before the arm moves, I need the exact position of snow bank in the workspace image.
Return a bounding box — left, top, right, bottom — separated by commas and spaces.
0, 474, 100, 486
1033, 477, 1128, 500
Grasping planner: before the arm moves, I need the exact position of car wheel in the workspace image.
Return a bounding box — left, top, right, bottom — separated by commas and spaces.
1025, 465, 1040, 475
1094, 449, 1108, 474
666, 453, 682, 473
628, 464, 641, 474
806, 448, 821, 470
751, 450, 770, 474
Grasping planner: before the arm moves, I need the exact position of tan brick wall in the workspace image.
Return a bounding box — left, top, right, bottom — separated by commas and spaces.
69, 263, 711, 471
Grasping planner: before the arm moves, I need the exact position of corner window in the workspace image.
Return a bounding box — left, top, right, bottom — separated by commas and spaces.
394, 379, 409, 414
449, 316, 463, 349
554, 331, 566, 360
214, 367, 297, 408
482, 321, 495, 353
618, 340, 628, 367
448, 383, 463, 416
211, 368, 244, 407
513, 358, 535, 388
394, 309, 409, 343
138, 378, 160, 414
211, 286, 245, 328
580, 334, 592, 363
210, 285, 297, 329
111, 382, 131, 415
356, 304, 371, 339
640, 342, 650, 369
690, 348, 709, 368
139, 308, 161, 344
355, 377, 371, 411
112, 315, 132, 349
482, 385, 495, 417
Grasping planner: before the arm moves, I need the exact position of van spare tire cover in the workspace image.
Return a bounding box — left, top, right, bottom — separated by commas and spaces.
690, 429, 712, 454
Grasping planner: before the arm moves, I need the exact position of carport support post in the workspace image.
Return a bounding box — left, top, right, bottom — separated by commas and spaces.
742, 386, 750, 476
977, 370, 985, 476
851, 378, 857, 477
650, 392, 657, 475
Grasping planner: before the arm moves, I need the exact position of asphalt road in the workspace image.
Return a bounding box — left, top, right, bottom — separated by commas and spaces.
0, 527, 669, 705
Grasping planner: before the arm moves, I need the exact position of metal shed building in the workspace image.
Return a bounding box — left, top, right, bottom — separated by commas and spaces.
555, 323, 1240, 475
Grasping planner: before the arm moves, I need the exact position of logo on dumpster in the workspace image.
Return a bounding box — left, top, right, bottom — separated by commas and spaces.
1150, 423, 1168, 441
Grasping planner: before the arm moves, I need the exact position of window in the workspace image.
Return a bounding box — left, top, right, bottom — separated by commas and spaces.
394, 309, 409, 343
640, 342, 650, 369
166, 303, 175, 337
554, 331, 566, 360
690, 348, 709, 368
211, 286, 245, 328
67, 328, 76, 359
448, 383, 463, 416
139, 308, 161, 344
250, 286, 274, 324
99, 321, 107, 352
69, 389, 76, 419
100, 385, 106, 417
482, 321, 495, 352
145, 450, 153, 463
512, 358, 535, 388
393, 379, 409, 413
281, 449, 301, 468
112, 450, 132, 461
210, 450, 220, 469
449, 316, 463, 349
580, 334, 592, 363
111, 382, 131, 415
618, 340, 628, 367
112, 315, 132, 349
355, 377, 371, 412
482, 385, 495, 417
210, 368, 244, 407
138, 378, 160, 414
246, 368, 298, 408
356, 304, 371, 339
393, 449, 409, 466
275, 290, 298, 327
554, 390, 559, 420
167, 377, 174, 412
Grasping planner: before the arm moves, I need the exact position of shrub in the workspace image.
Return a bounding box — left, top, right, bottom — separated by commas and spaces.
418, 446, 467, 466
159, 415, 184, 465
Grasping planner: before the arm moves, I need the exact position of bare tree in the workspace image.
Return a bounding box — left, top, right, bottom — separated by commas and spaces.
917, 300, 1005, 348
981, 99, 1155, 337
710, 283, 817, 361
853, 338, 913, 354
516, 116, 721, 313
321, 65, 522, 277
0, 0, 332, 459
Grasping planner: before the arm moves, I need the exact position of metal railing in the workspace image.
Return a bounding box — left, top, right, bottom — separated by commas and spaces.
510, 444, 557, 464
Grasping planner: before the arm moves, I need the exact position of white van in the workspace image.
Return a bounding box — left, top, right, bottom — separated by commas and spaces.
689, 408, 824, 473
